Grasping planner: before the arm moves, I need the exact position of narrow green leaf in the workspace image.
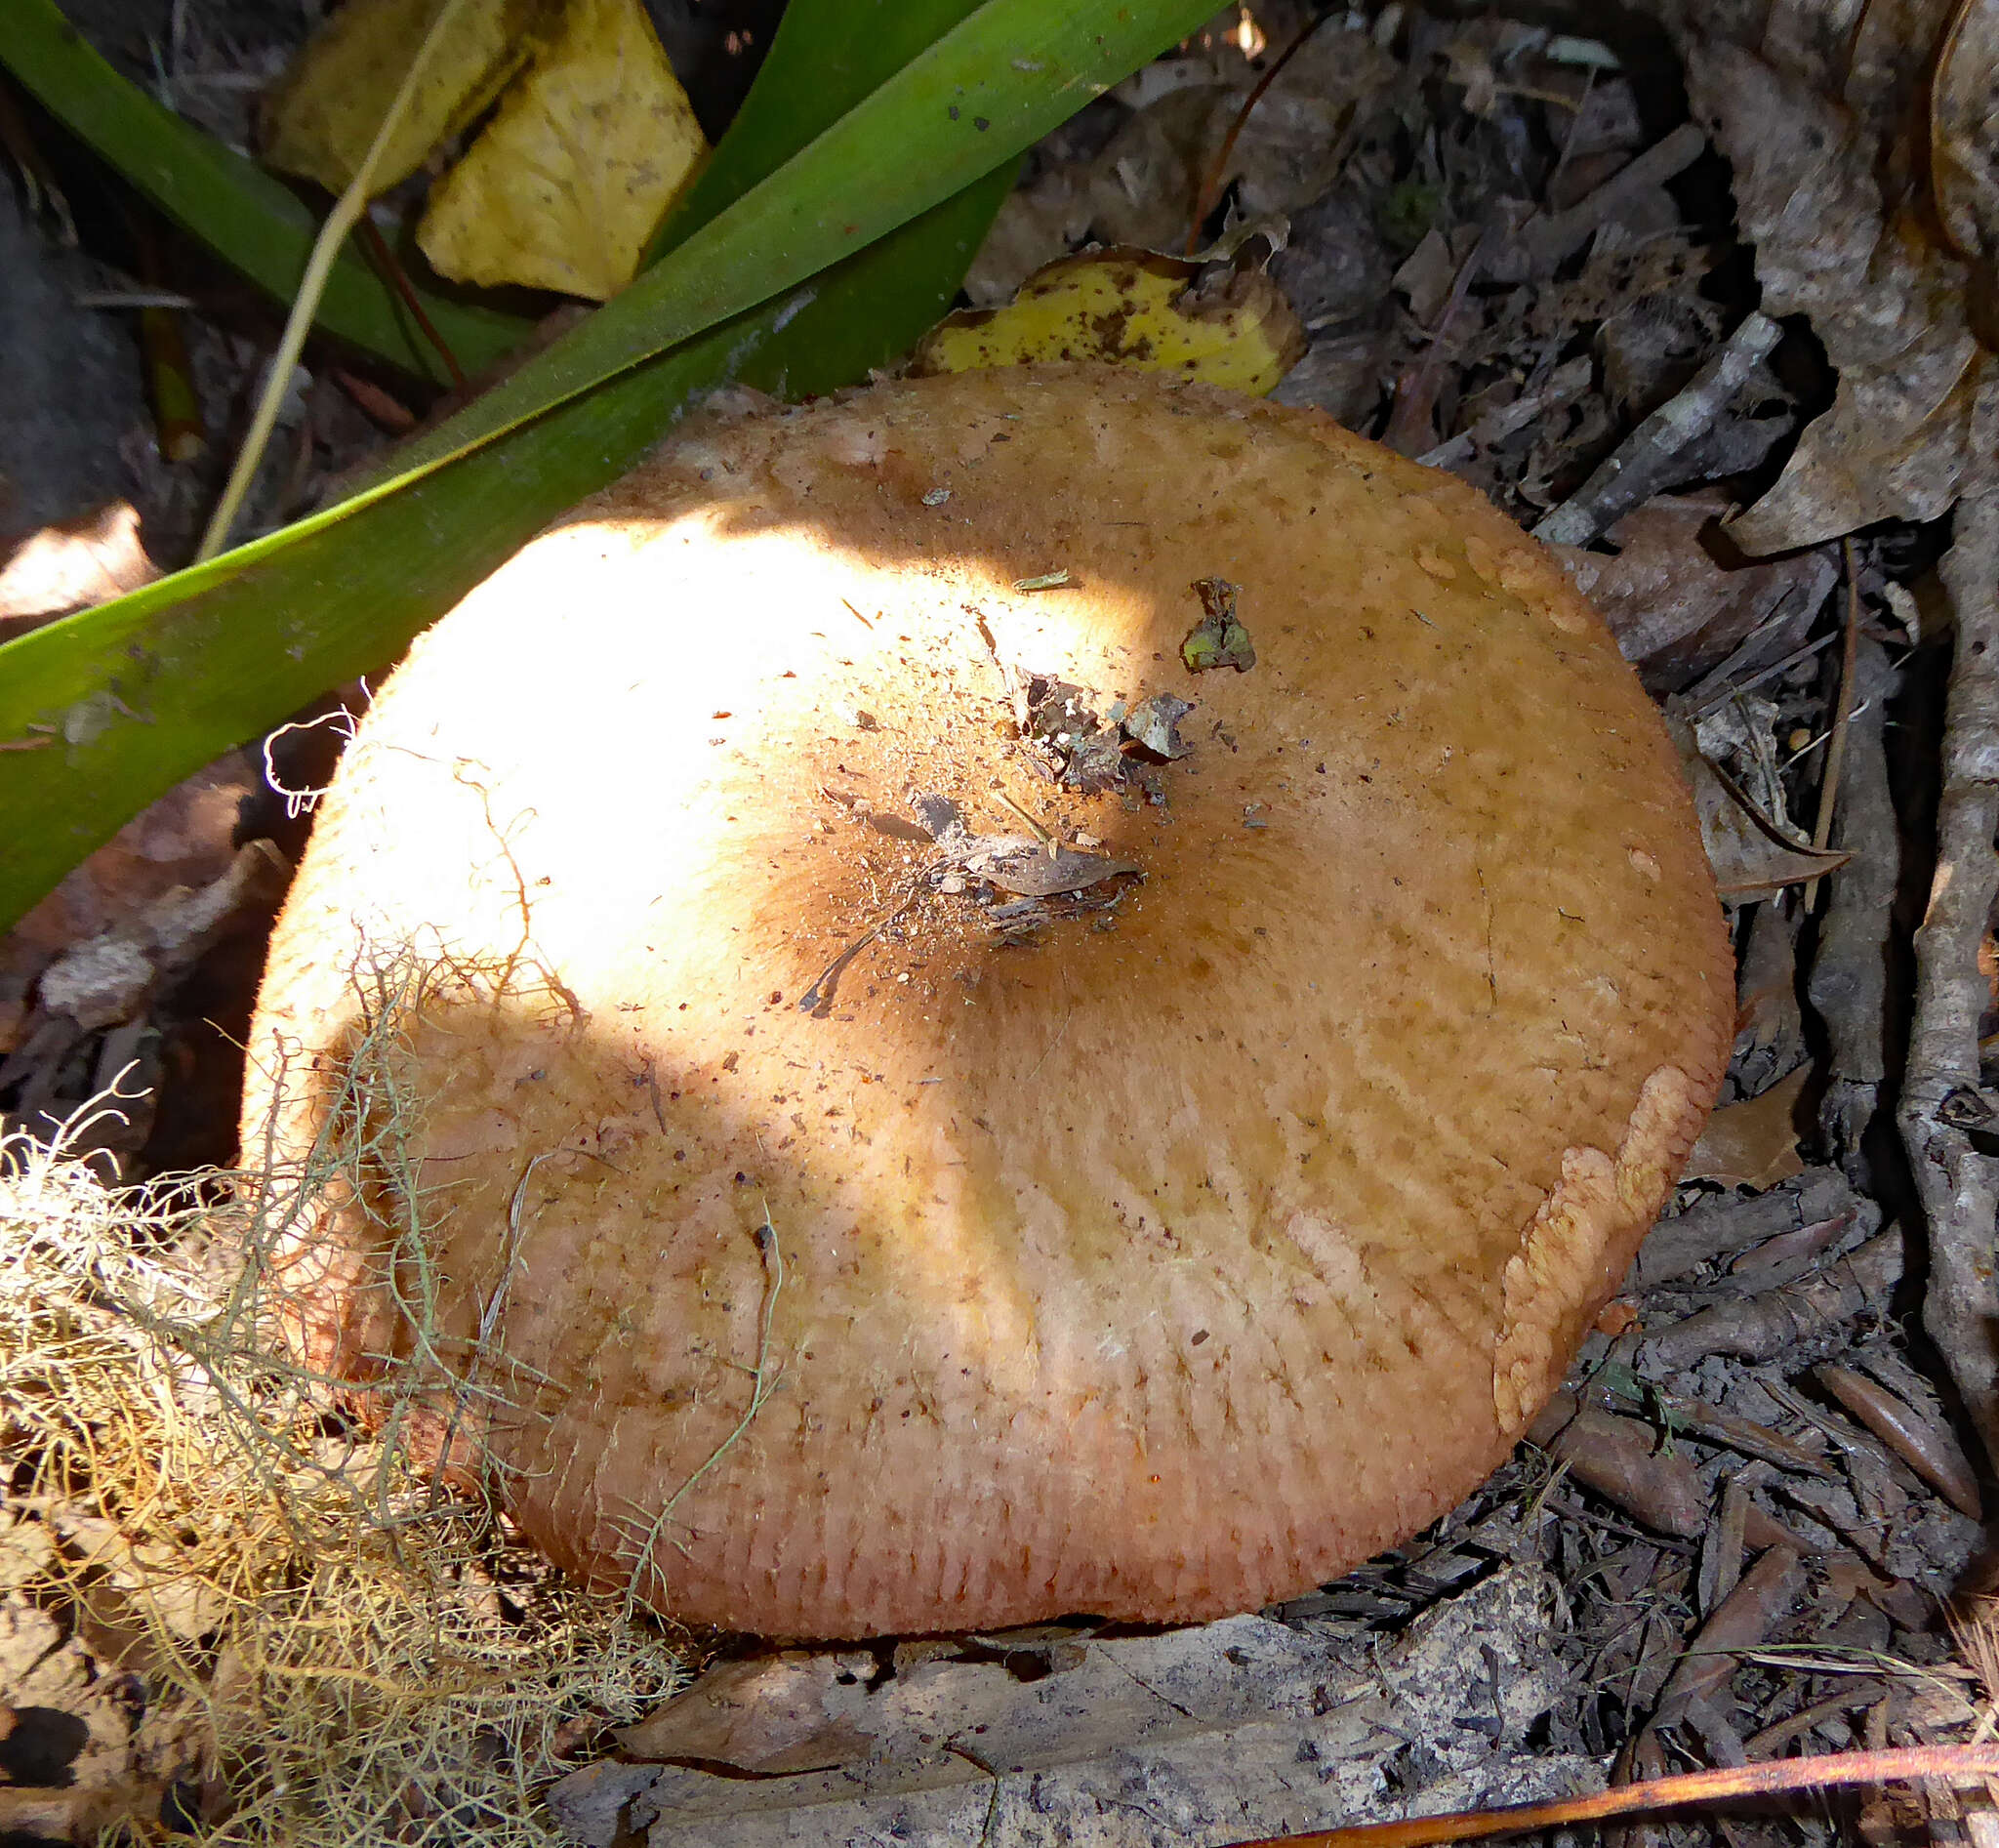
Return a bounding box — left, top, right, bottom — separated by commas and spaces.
0, 0, 529, 382
371, 0, 1218, 486
649, 0, 991, 261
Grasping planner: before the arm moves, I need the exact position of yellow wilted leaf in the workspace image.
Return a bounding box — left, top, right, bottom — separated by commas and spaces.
416, 0, 708, 301
909, 247, 1306, 396
264, 0, 546, 196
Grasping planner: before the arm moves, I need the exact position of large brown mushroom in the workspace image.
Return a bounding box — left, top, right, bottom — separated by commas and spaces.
244, 364, 1731, 1639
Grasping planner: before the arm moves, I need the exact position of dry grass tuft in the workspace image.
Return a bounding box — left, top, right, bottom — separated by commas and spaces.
0, 971, 689, 1846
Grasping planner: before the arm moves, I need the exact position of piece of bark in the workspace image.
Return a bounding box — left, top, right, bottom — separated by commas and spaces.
1639, 1228, 1903, 1371
1900, 390, 1999, 1476
1526, 1395, 1804, 1549
1502, 122, 1709, 280
1615, 1385, 1838, 1480
0, 760, 257, 1052
1633, 1167, 1856, 1288
550, 1762, 665, 1848
616, 1652, 879, 1773
1848, 1568, 1931, 1630
564, 1577, 1598, 1848
1418, 356, 1593, 472
1815, 1363, 1982, 1518
1675, 1691, 1750, 1766
32, 841, 289, 1033
1765, 1379, 1933, 1505
1697, 1477, 1751, 1615
1530, 1393, 1708, 1538
1772, 1479, 1893, 1576
1742, 1682, 1888, 1758
1532, 311, 1784, 549
1730, 900, 1806, 1097
1651, 1542, 1804, 1726
1725, 1208, 1860, 1293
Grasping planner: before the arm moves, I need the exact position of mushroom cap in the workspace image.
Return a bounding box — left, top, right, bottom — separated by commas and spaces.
244, 364, 1730, 1639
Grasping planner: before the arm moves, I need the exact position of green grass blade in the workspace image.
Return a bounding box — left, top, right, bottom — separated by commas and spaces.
649, 0, 988, 259
0, 0, 530, 382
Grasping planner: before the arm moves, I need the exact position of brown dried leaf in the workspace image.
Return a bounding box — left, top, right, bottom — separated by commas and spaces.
1816, 1362, 1983, 1516
1220, 23, 1401, 221
615, 1653, 877, 1773
1652, 1542, 1804, 1723
1734, 901, 1803, 1061
1684, 1063, 1811, 1188
1526, 1393, 1709, 1537
961, 840, 1141, 898
1556, 499, 1836, 694
1669, 719, 1849, 900
0, 504, 154, 633
1684, 36, 1997, 552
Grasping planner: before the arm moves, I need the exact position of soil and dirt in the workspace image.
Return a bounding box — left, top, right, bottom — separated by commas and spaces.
4, 0, 1999, 1843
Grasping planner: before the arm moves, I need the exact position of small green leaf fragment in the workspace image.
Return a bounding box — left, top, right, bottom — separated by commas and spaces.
1181, 576, 1254, 674
1380, 179, 1442, 251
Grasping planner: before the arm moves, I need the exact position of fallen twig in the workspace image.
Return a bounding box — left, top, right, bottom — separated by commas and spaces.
1649, 1541, 1803, 1728
1805, 633, 1897, 1152
1803, 541, 1862, 910
356, 216, 465, 390
1899, 379, 1999, 1472
1512, 119, 1708, 277
1638, 1227, 1902, 1370
1223, 1745, 1999, 1848
1532, 309, 1781, 548
1184, 10, 1336, 253
1417, 354, 1592, 470
1384, 230, 1490, 456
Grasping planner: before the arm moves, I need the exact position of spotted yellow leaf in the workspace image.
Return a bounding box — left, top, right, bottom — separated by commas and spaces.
416, 0, 708, 300
909, 246, 1305, 395
263, 0, 547, 196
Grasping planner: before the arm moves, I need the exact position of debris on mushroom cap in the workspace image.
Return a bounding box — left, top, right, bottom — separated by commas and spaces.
242, 363, 1731, 1640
